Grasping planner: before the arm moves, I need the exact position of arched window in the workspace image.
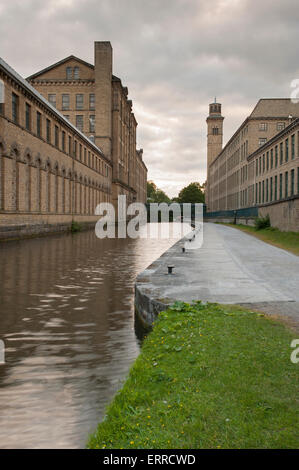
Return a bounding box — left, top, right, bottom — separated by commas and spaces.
212, 127, 219, 135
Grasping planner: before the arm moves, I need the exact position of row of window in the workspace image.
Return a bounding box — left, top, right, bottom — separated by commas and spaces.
256, 134, 296, 176
48, 93, 95, 111
10, 92, 108, 176
62, 114, 95, 133
255, 168, 299, 204
259, 122, 286, 132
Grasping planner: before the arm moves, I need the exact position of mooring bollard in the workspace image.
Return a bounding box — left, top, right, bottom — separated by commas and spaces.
167, 265, 175, 274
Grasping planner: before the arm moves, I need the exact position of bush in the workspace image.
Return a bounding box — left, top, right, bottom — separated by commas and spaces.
254, 214, 270, 230
70, 221, 82, 233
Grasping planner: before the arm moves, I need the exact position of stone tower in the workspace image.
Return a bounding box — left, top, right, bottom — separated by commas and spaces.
94, 41, 113, 159
206, 101, 224, 168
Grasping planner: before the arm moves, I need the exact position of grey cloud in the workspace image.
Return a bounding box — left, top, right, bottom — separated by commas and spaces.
1, 0, 299, 196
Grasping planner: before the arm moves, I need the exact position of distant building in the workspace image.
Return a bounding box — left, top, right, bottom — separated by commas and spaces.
27, 42, 147, 209
206, 99, 299, 231
0, 42, 147, 239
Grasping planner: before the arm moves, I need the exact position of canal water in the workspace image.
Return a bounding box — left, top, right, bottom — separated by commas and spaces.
0, 226, 177, 448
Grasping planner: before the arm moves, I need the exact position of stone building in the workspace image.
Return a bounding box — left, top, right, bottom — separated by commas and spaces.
27, 41, 147, 211
0, 42, 147, 239
206, 99, 299, 231
206, 99, 299, 230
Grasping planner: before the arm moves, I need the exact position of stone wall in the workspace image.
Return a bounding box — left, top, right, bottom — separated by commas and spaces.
259, 196, 299, 232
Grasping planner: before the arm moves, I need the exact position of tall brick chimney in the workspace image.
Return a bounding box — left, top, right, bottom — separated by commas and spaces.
94, 41, 112, 159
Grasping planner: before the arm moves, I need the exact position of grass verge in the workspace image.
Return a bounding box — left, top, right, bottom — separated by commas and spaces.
222, 224, 299, 256
87, 302, 299, 449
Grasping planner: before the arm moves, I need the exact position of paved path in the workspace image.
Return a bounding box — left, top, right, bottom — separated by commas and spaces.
136, 223, 299, 327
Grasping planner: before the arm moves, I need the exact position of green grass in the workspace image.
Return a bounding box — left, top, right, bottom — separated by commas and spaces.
87, 302, 299, 449
224, 224, 299, 256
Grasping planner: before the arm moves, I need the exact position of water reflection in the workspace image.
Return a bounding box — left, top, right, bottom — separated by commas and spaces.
0, 226, 177, 448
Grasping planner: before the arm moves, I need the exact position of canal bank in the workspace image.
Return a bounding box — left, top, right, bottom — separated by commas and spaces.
135, 223, 299, 329
88, 301, 299, 449
89, 222, 299, 449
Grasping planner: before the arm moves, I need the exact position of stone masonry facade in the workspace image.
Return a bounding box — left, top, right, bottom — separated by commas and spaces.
0, 42, 147, 239
206, 99, 299, 231
27, 42, 147, 212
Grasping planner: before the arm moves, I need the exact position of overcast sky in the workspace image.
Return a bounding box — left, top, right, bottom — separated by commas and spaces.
1, 0, 299, 197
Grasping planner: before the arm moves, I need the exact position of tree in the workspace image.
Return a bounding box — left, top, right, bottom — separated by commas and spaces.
147, 181, 171, 203
177, 182, 205, 204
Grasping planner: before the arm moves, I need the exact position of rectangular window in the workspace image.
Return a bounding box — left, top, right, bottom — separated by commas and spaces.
285, 172, 288, 198
291, 169, 295, 196
66, 67, 72, 79
262, 180, 265, 203
277, 122, 285, 131
259, 182, 261, 203
25, 103, 31, 131
79, 144, 82, 161
73, 66, 79, 79
266, 179, 269, 202
89, 115, 95, 133
259, 138, 267, 147
89, 93, 95, 110
285, 138, 289, 162
73, 140, 77, 159
62, 131, 65, 151
12, 92, 19, 124
55, 125, 59, 148
266, 152, 269, 171
76, 94, 84, 110
46, 119, 51, 143
263, 154, 265, 172
76, 115, 84, 132
36, 111, 42, 137
259, 123, 268, 131
275, 145, 278, 168
63, 115, 70, 121
279, 174, 283, 199
291, 134, 295, 159
68, 136, 72, 155
270, 177, 273, 201
259, 157, 261, 174
255, 183, 258, 204
62, 94, 70, 110
84, 148, 86, 164
274, 175, 277, 201
48, 94, 56, 108
280, 142, 283, 165
256, 159, 258, 176
270, 149, 273, 169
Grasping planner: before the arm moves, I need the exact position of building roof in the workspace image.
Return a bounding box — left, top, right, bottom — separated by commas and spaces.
26, 54, 121, 83
250, 98, 299, 118
26, 55, 94, 80
0, 56, 107, 159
